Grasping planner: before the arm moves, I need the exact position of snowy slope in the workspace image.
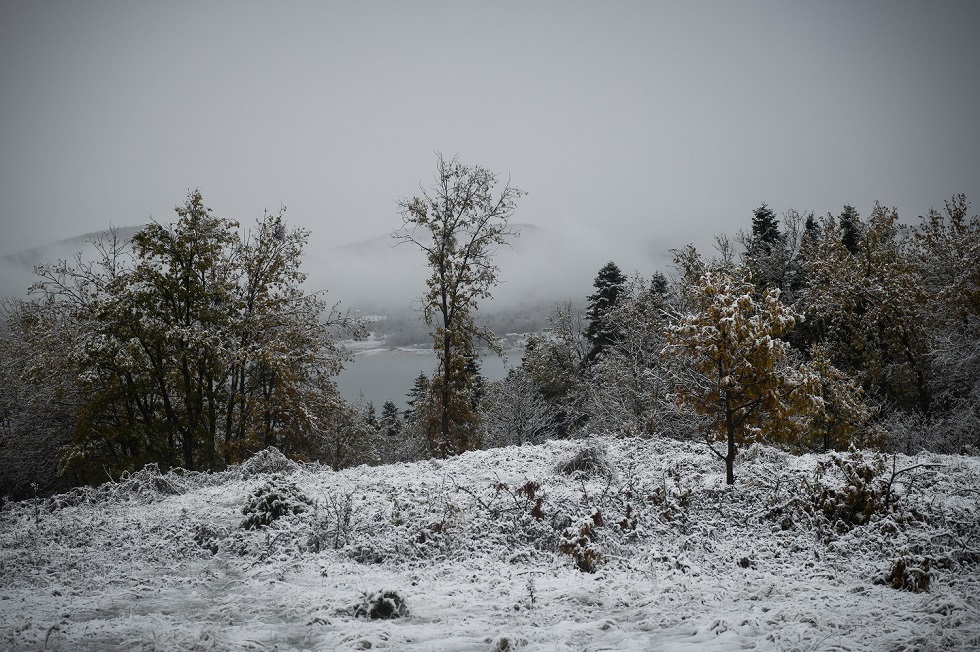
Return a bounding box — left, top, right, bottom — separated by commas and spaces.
2, 437, 978, 651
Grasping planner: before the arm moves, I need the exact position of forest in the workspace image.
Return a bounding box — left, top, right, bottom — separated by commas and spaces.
1, 158, 978, 499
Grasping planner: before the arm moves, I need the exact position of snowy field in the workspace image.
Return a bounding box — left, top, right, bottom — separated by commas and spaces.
2, 437, 978, 651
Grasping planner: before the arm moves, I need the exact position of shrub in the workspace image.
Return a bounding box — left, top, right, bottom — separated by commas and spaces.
240, 477, 312, 530
879, 555, 931, 592
559, 516, 603, 573
554, 441, 613, 480
239, 446, 299, 479
352, 590, 409, 619
809, 451, 893, 531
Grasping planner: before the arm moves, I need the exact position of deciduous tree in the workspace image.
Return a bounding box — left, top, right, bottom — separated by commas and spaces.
664, 256, 820, 484
394, 154, 523, 456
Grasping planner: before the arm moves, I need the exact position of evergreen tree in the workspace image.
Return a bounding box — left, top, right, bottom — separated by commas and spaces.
585, 261, 627, 363
379, 400, 403, 438
404, 371, 431, 421
839, 205, 861, 254
751, 203, 781, 247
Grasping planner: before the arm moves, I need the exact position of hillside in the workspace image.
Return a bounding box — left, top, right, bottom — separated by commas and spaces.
2, 436, 978, 651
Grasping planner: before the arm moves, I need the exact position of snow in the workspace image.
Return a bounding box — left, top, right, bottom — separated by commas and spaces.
2, 437, 979, 651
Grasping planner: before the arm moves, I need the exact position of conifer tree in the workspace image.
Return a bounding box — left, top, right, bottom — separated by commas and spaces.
839, 205, 861, 254
585, 261, 627, 363
380, 400, 403, 438
751, 203, 781, 247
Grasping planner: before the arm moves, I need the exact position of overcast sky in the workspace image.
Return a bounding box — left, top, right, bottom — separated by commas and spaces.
2, 1, 978, 302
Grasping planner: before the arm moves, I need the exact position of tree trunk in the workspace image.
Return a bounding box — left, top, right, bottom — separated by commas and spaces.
725, 408, 736, 485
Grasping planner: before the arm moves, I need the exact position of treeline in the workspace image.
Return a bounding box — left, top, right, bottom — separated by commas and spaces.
467, 198, 980, 483
358, 194, 979, 486
2, 174, 977, 496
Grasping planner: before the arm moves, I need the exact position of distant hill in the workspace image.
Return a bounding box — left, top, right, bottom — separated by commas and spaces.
2, 225, 144, 271
2, 221, 676, 309
309, 222, 676, 311
1, 226, 145, 298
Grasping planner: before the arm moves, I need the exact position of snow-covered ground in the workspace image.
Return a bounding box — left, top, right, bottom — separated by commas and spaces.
2, 437, 978, 651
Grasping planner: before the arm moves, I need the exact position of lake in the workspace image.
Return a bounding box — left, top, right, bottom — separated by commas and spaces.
335, 347, 522, 410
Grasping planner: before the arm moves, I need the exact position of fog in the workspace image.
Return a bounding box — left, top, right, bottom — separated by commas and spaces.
0, 219, 683, 315
2, 3, 979, 307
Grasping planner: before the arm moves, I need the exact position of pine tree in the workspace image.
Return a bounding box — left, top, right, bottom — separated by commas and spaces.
379, 400, 403, 438
751, 203, 781, 247
404, 371, 430, 422
585, 261, 627, 363
839, 205, 861, 254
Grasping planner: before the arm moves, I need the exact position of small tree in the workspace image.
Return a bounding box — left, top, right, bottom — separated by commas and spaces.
379, 400, 403, 438
480, 370, 559, 447
394, 154, 524, 457
664, 259, 820, 484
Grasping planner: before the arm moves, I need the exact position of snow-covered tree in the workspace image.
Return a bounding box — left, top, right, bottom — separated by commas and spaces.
664, 257, 820, 484
480, 370, 559, 447
751, 203, 781, 247
0, 296, 84, 497
803, 204, 932, 417
584, 261, 628, 364
581, 274, 674, 436
519, 302, 591, 438
26, 191, 361, 481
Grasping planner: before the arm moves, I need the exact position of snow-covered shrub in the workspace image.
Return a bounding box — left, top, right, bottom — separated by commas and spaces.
808, 451, 895, 531
645, 462, 694, 525
193, 523, 224, 555
240, 477, 312, 530
879, 555, 931, 592
491, 635, 528, 651
239, 446, 299, 479
306, 491, 355, 553
559, 513, 603, 573
351, 590, 409, 619
554, 440, 613, 479
111, 463, 183, 500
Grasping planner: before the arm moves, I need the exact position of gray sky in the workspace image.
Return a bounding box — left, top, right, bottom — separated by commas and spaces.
2, 1, 979, 304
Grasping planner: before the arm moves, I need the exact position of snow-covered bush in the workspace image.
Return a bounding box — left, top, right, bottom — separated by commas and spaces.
239, 446, 299, 479
809, 451, 894, 530
554, 440, 613, 479
559, 515, 603, 573
240, 477, 312, 530
193, 522, 224, 555
879, 555, 931, 592
351, 590, 409, 619
306, 491, 355, 553
111, 463, 183, 500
